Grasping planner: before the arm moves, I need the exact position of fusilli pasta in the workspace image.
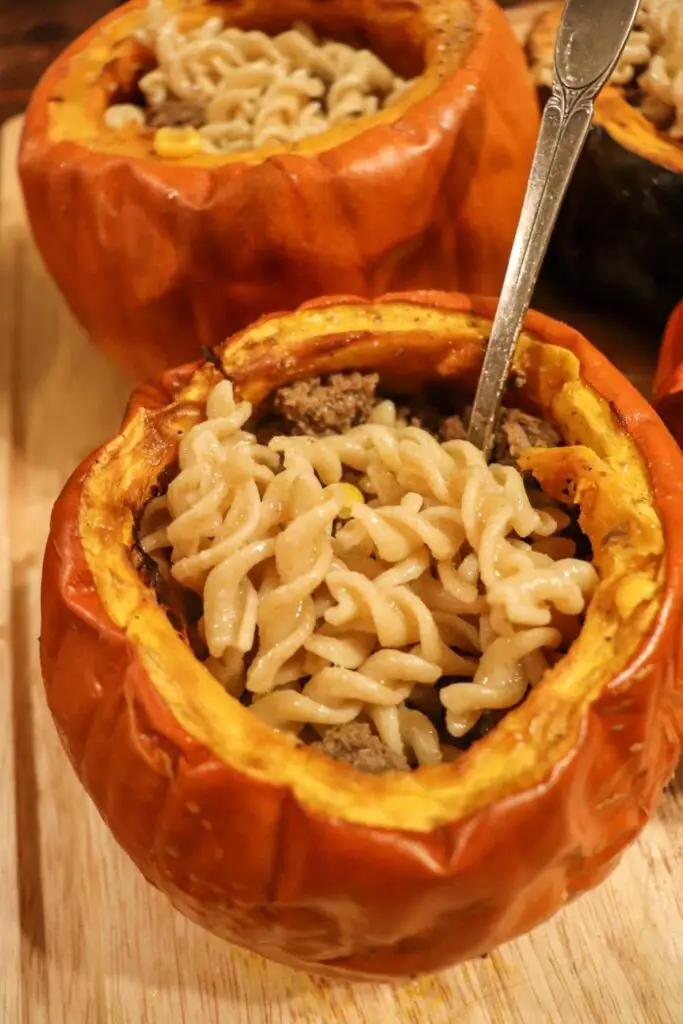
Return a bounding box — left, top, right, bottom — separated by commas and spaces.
141, 377, 598, 767
106, 0, 413, 155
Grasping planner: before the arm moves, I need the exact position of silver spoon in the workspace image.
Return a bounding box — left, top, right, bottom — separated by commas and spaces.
467, 0, 642, 459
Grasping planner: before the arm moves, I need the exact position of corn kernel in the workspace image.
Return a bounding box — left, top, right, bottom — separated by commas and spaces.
326, 482, 365, 517
153, 126, 202, 159
615, 575, 657, 620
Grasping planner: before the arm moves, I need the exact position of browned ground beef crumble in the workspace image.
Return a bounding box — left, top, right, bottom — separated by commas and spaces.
495, 409, 561, 465
265, 371, 560, 463
273, 372, 380, 435
439, 414, 467, 441
146, 100, 206, 128
312, 723, 410, 773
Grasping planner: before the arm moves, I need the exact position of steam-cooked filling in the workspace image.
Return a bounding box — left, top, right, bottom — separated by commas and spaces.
138, 373, 598, 772
532, 0, 683, 138
104, 0, 413, 156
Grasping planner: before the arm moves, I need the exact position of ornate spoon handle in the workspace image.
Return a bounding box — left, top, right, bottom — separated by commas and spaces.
467, 0, 642, 458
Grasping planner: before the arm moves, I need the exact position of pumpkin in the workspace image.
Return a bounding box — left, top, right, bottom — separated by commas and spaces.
18, 0, 538, 381
41, 290, 683, 980
528, 4, 683, 328
654, 299, 683, 446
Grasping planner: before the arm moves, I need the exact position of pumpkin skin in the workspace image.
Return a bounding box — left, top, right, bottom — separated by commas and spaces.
40, 291, 683, 981
18, 0, 538, 380
528, 6, 683, 328
654, 300, 683, 446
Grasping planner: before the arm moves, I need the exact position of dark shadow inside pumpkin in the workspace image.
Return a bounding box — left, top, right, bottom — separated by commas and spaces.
132, 369, 595, 774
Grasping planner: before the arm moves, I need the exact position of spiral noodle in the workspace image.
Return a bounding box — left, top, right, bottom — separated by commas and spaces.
533, 0, 683, 138
141, 378, 599, 767
107, 0, 412, 154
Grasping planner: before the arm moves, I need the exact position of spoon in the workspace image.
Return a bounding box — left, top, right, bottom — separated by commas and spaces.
467, 0, 642, 459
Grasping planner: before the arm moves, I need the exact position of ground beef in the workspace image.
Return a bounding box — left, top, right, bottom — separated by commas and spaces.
494, 408, 561, 465
438, 414, 467, 442
146, 101, 206, 129
273, 372, 379, 436
312, 723, 410, 773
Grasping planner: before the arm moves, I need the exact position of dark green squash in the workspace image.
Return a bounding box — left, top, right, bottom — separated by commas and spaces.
529, 6, 683, 329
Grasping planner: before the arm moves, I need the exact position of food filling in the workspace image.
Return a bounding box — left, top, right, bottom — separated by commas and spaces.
138, 372, 598, 772
532, 0, 683, 138
104, 0, 413, 156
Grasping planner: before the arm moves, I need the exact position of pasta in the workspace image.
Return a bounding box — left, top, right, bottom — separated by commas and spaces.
106, 0, 413, 155
141, 377, 599, 768
533, 0, 683, 138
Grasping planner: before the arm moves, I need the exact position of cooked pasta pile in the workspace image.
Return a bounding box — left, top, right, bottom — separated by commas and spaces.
105, 0, 412, 154
140, 378, 598, 769
533, 0, 683, 138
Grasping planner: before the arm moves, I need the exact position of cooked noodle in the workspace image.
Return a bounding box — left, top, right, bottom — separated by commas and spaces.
533, 0, 683, 138
140, 379, 598, 767
106, 0, 412, 154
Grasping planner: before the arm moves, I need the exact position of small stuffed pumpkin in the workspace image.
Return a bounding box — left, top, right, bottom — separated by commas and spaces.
41, 290, 683, 980
528, 4, 683, 328
18, 0, 538, 379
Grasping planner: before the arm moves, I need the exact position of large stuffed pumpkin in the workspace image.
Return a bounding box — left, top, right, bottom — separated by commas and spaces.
41, 291, 683, 980
18, 0, 538, 379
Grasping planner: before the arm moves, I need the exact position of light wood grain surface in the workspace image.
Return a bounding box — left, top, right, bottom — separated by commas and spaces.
1, 6, 682, 1020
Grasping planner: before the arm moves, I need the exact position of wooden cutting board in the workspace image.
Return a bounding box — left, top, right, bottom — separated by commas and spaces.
1, 9, 682, 1021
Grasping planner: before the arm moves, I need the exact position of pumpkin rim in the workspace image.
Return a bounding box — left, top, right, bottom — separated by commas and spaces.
529, 6, 683, 174
62, 291, 683, 832
31, 0, 486, 168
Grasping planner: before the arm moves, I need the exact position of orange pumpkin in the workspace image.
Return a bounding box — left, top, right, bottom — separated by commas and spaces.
41, 291, 683, 980
19, 0, 538, 379
654, 300, 683, 448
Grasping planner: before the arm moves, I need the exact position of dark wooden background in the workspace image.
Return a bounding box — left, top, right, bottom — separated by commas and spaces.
0, 1, 123, 122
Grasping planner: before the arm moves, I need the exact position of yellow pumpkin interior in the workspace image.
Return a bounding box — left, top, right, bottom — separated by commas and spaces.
594, 88, 683, 174
77, 302, 665, 831
46, 0, 476, 166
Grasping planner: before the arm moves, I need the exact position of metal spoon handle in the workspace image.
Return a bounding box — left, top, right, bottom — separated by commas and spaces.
467, 0, 642, 458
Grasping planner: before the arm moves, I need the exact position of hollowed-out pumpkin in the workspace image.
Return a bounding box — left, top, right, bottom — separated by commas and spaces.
18, 0, 538, 380
528, 4, 683, 328
41, 290, 683, 980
